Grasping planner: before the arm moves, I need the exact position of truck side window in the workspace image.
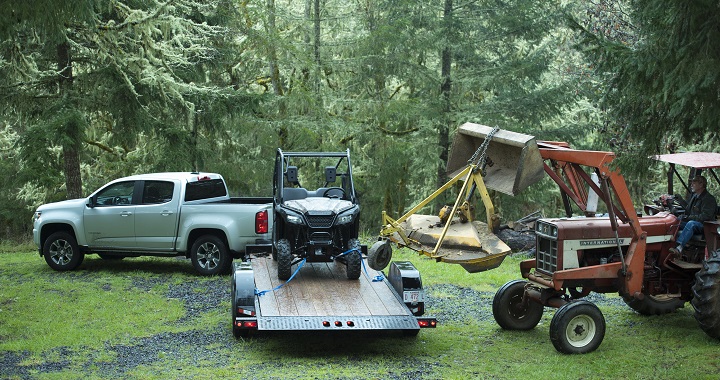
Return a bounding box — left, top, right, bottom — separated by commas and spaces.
96, 181, 135, 206
185, 179, 227, 201
142, 181, 174, 204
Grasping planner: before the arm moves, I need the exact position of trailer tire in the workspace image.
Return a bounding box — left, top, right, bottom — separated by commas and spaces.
621, 292, 685, 316
691, 249, 720, 339
345, 238, 362, 280
492, 280, 543, 330
550, 300, 605, 354
277, 239, 292, 280
368, 240, 392, 271
43, 231, 84, 271
190, 235, 232, 276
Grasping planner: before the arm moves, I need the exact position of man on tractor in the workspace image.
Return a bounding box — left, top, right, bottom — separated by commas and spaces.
668, 175, 717, 258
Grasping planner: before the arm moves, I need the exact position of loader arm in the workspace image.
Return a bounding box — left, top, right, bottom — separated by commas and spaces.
537, 142, 647, 297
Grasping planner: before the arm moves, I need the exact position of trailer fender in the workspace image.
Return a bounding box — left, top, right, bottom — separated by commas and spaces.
232, 261, 256, 311
389, 261, 425, 316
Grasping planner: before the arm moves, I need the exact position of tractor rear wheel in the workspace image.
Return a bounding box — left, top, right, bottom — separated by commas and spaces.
492, 280, 543, 330
691, 249, 720, 339
621, 292, 685, 315
345, 238, 362, 280
549, 300, 606, 354
277, 239, 292, 280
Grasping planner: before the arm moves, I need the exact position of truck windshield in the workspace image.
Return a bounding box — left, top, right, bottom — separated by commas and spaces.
185, 179, 227, 201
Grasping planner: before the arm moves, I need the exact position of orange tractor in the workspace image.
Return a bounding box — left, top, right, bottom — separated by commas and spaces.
491, 140, 720, 353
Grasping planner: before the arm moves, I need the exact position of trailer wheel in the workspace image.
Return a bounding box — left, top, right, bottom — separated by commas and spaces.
43, 231, 84, 271
492, 280, 543, 330
621, 292, 685, 315
277, 239, 292, 280
345, 238, 362, 280
549, 301, 605, 354
691, 249, 720, 339
368, 240, 392, 271
191, 235, 232, 276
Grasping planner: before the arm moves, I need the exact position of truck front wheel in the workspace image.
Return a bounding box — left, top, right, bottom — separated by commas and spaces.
191, 235, 232, 275
43, 231, 84, 271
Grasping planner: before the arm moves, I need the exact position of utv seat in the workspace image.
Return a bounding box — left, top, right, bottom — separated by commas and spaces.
283, 187, 308, 201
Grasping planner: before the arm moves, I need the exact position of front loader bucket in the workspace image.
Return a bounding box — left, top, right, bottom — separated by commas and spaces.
447, 123, 545, 196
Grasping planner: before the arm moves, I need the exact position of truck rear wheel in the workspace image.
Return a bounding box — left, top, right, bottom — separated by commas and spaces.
277, 239, 292, 280
691, 249, 720, 339
345, 238, 361, 280
43, 231, 84, 271
549, 300, 606, 354
493, 280, 543, 330
191, 235, 232, 275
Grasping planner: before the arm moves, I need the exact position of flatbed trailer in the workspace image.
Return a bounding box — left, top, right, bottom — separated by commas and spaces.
231, 256, 436, 337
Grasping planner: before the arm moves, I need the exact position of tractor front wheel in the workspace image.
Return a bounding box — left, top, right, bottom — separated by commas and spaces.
691, 249, 720, 339
549, 301, 606, 354
367, 239, 392, 271
492, 280, 543, 330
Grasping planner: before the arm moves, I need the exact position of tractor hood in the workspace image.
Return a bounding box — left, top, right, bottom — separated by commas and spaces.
284, 198, 354, 214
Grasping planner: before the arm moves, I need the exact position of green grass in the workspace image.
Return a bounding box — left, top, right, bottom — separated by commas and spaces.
1, 247, 719, 379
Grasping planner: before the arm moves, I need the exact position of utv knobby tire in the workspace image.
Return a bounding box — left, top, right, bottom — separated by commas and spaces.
345, 238, 362, 280
190, 235, 232, 276
549, 300, 606, 354
277, 239, 292, 281
492, 280, 543, 330
367, 240, 392, 271
43, 231, 84, 271
691, 249, 720, 339
621, 292, 685, 316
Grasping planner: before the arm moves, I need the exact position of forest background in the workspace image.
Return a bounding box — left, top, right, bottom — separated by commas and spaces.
1, 0, 719, 240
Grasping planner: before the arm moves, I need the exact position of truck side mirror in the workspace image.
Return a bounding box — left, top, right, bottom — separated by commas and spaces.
87, 196, 96, 208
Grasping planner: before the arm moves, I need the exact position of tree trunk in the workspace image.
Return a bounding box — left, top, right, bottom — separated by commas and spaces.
57, 42, 83, 200
437, 0, 453, 203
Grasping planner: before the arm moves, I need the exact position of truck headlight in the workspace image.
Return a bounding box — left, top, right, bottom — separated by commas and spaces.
33, 211, 42, 223
337, 214, 354, 225
287, 215, 304, 225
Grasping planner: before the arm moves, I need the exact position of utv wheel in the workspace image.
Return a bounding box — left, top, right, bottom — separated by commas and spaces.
277, 239, 292, 281
191, 235, 232, 275
622, 292, 685, 315
367, 240, 392, 271
492, 280, 543, 330
550, 301, 606, 354
691, 249, 720, 339
43, 232, 84, 271
345, 238, 362, 280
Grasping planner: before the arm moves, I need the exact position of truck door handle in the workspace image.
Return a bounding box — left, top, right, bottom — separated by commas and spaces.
161, 210, 173, 216
121, 211, 133, 217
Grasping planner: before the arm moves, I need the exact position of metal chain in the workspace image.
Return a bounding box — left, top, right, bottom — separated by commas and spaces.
467, 126, 499, 175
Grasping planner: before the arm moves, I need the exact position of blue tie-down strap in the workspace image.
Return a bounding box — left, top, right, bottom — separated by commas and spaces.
255, 258, 307, 297
334, 248, 384, 282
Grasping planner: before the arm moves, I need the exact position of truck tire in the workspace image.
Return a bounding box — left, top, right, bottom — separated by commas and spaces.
277, 239, 292, 280
621, 292, 685, 316
691, 249, 720, 339
492, 280, 543, 330
549, 300, 606, 354
345, 238, 362, 280
43, 231, 84, 271
190, 235, 232, 276
367, 239, 392, 271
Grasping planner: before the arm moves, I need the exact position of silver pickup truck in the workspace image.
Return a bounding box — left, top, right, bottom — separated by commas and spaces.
32, 172, 273, 275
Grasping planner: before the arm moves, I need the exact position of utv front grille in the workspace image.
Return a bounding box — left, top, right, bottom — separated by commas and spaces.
306, 215, 334, 228
536, 235, 558, 273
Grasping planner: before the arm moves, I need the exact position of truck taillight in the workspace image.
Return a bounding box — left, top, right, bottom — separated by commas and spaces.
256, 210, 269, 234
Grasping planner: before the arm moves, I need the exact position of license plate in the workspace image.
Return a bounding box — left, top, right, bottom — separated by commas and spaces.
403, 290, 425, 303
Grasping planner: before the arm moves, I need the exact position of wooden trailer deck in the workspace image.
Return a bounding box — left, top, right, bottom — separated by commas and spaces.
250, 256, 420, 331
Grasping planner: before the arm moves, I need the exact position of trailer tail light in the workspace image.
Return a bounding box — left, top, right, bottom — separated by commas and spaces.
256, 210, 269, 234
417, 318, 437, 328
235, 320, 258, 329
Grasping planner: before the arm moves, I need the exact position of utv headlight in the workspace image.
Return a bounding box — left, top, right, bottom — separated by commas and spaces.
337, 214, 354, 225
287, 215, 304, 225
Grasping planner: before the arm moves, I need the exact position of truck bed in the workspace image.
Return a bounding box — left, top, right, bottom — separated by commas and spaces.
251, 257, 420, 331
